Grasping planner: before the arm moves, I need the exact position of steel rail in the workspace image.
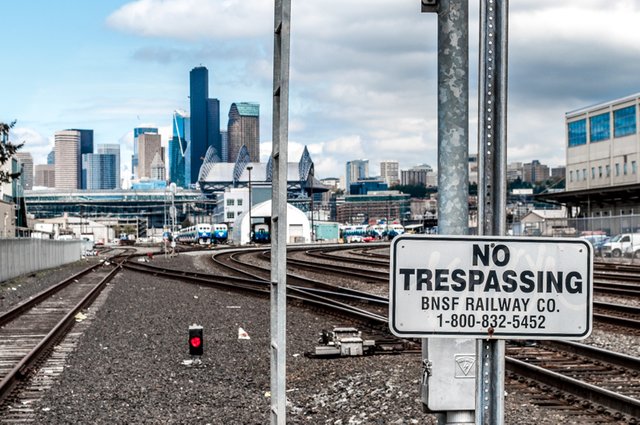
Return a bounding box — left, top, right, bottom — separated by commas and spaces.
0, 264, 121, 402
505, 356, 640, 419
0, 262, 103, 327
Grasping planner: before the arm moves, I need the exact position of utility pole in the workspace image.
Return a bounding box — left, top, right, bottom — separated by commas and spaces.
270, 0, 291, 423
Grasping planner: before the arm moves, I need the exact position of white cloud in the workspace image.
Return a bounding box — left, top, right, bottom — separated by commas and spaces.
106, 0, 273, 40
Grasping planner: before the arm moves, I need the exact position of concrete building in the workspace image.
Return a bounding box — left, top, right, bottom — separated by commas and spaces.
401, 164, 433, 187
227, 102, 259, 163
15, 152, 33, 190
54, 130, 81, 190
150, 152, 166, 181
536, 93, 640, 234
35, 164, 55, 187
380, 160, 399, 187
132, 127, 158, 180
523, 160, 550, 184
138, 133, 163, 179
566, 93, 640, 191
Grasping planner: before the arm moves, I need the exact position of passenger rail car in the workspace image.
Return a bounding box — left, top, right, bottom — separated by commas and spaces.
176, 223, 212, 245
212, 224, 229, 244
252, 223, 270, 244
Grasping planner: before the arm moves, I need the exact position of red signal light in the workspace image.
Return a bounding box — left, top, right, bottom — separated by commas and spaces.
188, 324, 203, 356
190, 336, 202, 348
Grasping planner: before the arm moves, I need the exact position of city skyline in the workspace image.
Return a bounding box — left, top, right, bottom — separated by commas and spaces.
2, 1, 640, 184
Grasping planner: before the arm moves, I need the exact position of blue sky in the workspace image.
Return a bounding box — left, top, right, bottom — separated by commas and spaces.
2, 0, 640, 186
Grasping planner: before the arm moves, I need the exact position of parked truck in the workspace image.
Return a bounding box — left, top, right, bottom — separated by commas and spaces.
601, 233, 640, 258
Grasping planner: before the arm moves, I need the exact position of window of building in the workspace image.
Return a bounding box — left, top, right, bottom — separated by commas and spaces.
591, 167, 595, 179
633, 161, 638, 175
226, 211, 235, 219
589, 112, 610, 142
598, 166, 603, 178
569, 170, 574, 182
606, 164, 610, 177
613, 105, 636, 138
237, 198, 243, 206
568, 119, 587, 147
615, 163, 620, 176
582, 168, 587, 181
226, 199, 235, 206
624, 162, 628, 175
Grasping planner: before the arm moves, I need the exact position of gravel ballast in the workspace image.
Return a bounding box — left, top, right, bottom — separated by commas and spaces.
0, 253, 630, 424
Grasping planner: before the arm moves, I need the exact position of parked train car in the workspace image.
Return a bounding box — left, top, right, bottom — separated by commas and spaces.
387, 223, 405, 238
252, 223, 270, 244
118, 233, 136, 246
176, 223, 212, 245
212, 224, 229, 244
340, 224, 368, 243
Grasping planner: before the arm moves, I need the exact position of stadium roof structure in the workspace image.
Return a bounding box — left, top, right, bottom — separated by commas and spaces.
198, 146, 329, 197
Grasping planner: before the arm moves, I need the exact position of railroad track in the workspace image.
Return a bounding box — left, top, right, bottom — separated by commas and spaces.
126, 247, 640, 421
0, 261, 124, 407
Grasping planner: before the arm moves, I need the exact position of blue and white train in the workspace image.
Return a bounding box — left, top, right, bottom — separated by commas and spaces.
212, 224, 229, 244
252, 223, 270, 244
176, 223, 212, 245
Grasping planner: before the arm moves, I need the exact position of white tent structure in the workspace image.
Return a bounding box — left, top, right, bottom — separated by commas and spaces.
231, 200, 311, 245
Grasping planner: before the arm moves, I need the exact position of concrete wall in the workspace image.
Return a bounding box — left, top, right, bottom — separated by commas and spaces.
0, 238, 82, 283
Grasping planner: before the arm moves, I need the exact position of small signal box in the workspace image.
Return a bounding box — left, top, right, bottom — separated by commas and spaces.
188, 324, 204, 356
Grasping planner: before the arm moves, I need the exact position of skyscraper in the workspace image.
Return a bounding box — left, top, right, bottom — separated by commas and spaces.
227, 102, 260, 163
71, 129, 93, 189
346, 159, 369, 194
220, 130, 229, 162
15, 152, 33, 190
207, 98, 222, 156
82, 153, 117, 190
35, 164, 55, 187
97, 144, 121, 189
54, 130, 81, 190
189, 66, 221, 185
169, 110, 190, 187
47, 150, 55, 165
132, 127, 158, 179
380, 160, 400, 187
138, 133, 163, 179
190, 66, 208, 185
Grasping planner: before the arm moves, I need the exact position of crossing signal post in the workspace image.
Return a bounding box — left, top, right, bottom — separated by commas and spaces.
189, 324, 203, 356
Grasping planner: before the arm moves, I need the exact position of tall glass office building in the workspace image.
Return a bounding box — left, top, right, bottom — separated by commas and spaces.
82, 153, 117, 190
97, 144, 121, 189
189, 66, 221, 185
170, 110, 190, 187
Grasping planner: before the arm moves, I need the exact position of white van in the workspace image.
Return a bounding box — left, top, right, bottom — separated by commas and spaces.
601, 233, 640, 258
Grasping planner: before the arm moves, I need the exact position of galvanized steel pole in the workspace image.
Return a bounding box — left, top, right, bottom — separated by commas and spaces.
427, 1, 474, 424
271, 0, 290, 423
476, 0, 509, 424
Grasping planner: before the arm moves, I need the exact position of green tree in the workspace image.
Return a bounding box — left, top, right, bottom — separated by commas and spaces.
0, 121, 24, 183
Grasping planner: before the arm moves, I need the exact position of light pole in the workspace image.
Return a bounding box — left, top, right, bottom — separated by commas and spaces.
247, 165, 253, 244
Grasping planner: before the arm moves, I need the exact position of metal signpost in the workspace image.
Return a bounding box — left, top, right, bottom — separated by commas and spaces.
389, 236, 593, 338
476, 1, 509, 423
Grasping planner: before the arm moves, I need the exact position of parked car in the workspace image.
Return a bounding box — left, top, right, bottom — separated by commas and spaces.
579, 234, 610, 255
